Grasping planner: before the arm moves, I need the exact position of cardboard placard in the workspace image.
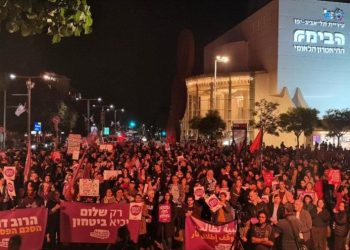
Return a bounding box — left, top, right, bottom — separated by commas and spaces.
99, 144, 113, 152
205, 194, 222, 212
103, 170, 120, 180
67, 134, 81, 155
129, 203, 143, 220
79, 179, 99, 197
158, 204, 171, 223
3, 166, 16, 181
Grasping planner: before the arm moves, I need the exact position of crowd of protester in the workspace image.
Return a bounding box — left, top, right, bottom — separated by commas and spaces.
1, 139, 350, 250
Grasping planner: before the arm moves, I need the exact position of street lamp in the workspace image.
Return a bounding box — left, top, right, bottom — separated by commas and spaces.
75, 94, 102, 135
92, 104, 114, 130
105, 106, 125, 132
213, 55, 229, 110
9, 73, 57, 179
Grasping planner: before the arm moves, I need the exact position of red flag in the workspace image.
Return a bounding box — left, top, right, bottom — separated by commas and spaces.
23, 145, 31, 183
250, 129, 263, 153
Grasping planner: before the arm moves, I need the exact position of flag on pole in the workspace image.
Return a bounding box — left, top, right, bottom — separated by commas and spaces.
250, 128, 263, 153
23, 145, 31, 183
15, 103, 26, 117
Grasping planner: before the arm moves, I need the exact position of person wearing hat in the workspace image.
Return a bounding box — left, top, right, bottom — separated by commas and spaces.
275, 203, 303, 250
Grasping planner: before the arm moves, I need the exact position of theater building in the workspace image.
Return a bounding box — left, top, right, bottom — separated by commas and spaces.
182, 0, 350, 146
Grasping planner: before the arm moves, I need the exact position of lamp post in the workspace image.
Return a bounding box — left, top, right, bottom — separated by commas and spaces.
112, 108, 125, 131
76, 94, 102, 135
213, 55, 229, 110
92, 104, 114, 130
9, 73, 56, 153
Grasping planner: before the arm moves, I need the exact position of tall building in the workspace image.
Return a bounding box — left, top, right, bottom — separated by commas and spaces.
183, 0, 350, 146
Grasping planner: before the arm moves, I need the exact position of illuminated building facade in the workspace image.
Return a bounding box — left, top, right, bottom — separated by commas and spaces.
183, 0, 350, 146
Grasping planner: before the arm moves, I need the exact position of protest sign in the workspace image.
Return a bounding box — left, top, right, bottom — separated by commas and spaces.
103, 170, 119, 180
79, 179, 99, 197
129, 203, 143, 221
205, 194, 222, 212
327, 169, 341, 186
185, 216, 237, 250
99, 144, 113, 152
60, 202, 141, 243
51, 151, 61, 162
158, 204, 171, 223
194, 186, 205, 200
6, 180, 16, 198
3, 166, 16, 181
72, 150, 80, 160
263, 170, 274, 187
67, 134, 81, 155
0, 207, 47, 250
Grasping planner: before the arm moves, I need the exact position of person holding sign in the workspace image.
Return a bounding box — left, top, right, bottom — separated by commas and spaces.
0, 175, 11, 210
156, 192, 175, 250
212, 192, 235, 225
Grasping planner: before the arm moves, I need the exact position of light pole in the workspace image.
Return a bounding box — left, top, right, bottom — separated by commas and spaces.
213, 55, 229, 110
112, 108, 125, 131
92, 104, 114, 131
9, 73, 56, 157
75, 94, 102, 135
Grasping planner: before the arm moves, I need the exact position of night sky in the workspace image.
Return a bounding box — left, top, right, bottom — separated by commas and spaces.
0, 0, 265, 132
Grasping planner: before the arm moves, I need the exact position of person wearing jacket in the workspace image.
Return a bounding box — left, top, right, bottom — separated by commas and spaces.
333, 202, 349, 250
272, 181, 294, 205
294, 199, 312, 249
212, 192, 235, 224
311, 199, 330, 250
268, 194, 285, 225
275, 203, 302, 250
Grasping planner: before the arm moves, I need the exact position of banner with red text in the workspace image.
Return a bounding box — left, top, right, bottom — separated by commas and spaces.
0, 207, 48, 250
185, 216, 237, 250
327, 169, 341, 186
158, 204, 171, 223
60, 202, 141, 243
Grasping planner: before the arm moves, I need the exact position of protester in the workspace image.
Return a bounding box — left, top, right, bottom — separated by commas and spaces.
311, 199, 330, 250
0, 138, 350, 249
114, 225, 138, 250
212, 191, 235, 224
250, 211, 274, 250
8, 234, 22, 250
275, 203, 302, 250
333, 202, 349, 250
294, 199, 312, 249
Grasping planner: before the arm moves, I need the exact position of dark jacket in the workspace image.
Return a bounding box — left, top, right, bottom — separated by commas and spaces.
311, 208, 330, 228
276, 215, 302, 250
267, 203, 285, 221
334, 211, 349, 237
212, 201, 235, 224
297, 209, 312, 241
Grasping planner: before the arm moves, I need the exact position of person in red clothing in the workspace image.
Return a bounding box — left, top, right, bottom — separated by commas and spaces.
314, 175, 324, 200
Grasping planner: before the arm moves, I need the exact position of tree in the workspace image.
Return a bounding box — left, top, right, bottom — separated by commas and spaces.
189, 116, 201, 130
279, 107, 319, 147
251, 99, 280, 136
322, 109, 350, 146
0, 0, 92, 43
197, 110, 226, 139
57, 101, 78, 132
